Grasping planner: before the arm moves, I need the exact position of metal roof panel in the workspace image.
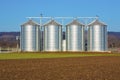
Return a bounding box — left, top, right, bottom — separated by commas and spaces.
44, 20, 62, 26
21, 20, 40, 26
88, 19, 107, 26
66, 20, 85, 26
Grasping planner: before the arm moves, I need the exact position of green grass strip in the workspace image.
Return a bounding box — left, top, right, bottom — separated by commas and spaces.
0, 52, 120, 60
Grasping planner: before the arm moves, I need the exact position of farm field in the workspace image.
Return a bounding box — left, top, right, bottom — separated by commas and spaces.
0, 53, 120, 80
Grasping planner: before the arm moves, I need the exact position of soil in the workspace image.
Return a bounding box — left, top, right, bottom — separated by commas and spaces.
0, 56, 120, 80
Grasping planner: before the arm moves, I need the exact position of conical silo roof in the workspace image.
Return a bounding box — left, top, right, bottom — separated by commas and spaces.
66, 20, 85, 26
88, 19, 107, 26
21, 20, 40, 26
44, 20, 62, 26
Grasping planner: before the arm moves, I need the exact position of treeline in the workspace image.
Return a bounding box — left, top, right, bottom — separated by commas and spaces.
108, 32, 120, 48
0, 32, 20, 36
0, 32, 20, 48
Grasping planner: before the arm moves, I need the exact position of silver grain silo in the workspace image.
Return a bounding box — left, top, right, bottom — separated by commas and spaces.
87, 19, 107, 52
21, 20, 40, 52
66, 20, 85, 51
43, 20, 62, 51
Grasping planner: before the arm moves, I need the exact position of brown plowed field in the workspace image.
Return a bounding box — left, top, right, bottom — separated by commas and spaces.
0, 56, 120, 80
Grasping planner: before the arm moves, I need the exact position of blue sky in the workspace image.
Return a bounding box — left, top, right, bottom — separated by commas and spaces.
0, 0, 120, 32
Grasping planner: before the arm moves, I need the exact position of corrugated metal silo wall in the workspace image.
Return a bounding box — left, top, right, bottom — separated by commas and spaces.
44, 25, 62, 51
21, 25, 40, 51
66, 25, 85, 51
87, 25, 107, 51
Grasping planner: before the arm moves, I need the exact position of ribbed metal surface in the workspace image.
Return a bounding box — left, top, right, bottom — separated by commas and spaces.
44, 20, 62, 51
87, 20, 107, 51
66, 20, 85, 51
20, 20, 40, 52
